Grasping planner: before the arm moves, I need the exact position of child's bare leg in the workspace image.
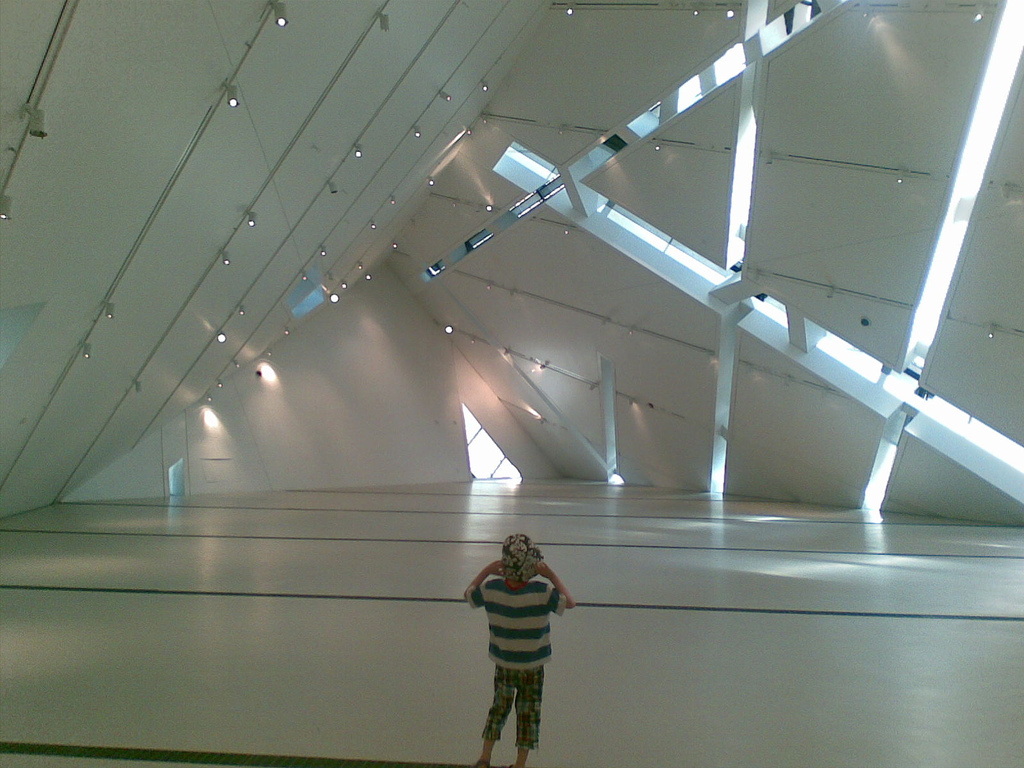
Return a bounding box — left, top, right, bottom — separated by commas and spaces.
512, 746, 529, 768
477, 739, 495, 765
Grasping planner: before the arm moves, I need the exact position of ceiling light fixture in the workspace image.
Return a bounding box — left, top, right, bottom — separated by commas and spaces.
246, 211, 256, 227
104, 303, 115, 319
485, 204, 493, 211
25, 106, 47, 138
217, 332, 228, 343
413, 125, 422, 138
82, 343, 92, 359
225, 83, 239, 107
327, 180, 338, 194
428, 177, 435, 186
378, 11, 389, 30
340, 280, 348, 289
0, 194, 11, 220
220, 250, 231, 265
238, 305, 245, 315
330, 292, 340, 303
727, 9, 735, 18
365, 273, 372, 280
354, 144, 363, 158
369, 220, 376, 229
320, 246, 327, 257
271, 1, 288, 27
440, 90, 452, 101
481, 81, 489, 91
444, 325, 454, 334
390, 194, 396, 205
566, 4, 574, 15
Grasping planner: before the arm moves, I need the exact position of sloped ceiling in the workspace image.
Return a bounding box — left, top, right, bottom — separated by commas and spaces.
2, 0, 1022, 523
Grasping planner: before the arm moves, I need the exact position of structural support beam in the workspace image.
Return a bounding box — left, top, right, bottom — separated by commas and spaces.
786, 308, 826, 353
599, 354, 618, 481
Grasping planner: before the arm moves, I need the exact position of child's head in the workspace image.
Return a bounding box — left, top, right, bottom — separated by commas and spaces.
502, 533, 543, 582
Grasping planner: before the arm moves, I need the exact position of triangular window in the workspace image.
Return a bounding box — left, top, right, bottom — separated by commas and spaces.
462, 405, 522, 481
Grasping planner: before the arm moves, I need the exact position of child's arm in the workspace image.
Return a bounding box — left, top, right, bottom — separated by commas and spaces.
467, 559, 504, 591
536, 562, 576, 609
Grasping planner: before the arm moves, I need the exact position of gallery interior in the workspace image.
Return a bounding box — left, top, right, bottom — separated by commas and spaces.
1, 1, 1022, 767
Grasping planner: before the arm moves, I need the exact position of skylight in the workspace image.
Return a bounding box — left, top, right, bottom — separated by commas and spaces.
502, 143, 557, 182
714, 43, 746, 86
288, 262, 325, 319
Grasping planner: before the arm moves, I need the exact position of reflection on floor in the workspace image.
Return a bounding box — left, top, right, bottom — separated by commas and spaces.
2, 482, 1023, 768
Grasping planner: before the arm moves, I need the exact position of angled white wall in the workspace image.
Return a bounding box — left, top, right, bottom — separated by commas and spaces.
62, 266, 470, 505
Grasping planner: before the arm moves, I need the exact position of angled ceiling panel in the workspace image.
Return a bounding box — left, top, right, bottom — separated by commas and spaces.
924, 67, 1024, 445
486, 5, 742, 165
725, 330, 884, 507
586, 82, 738, 266
747, 159, 945, 366
885, 430, 1024, 525
748, 5, 995, 368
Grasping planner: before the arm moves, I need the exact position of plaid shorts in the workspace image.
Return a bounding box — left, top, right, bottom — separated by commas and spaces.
481, 665, 545, 750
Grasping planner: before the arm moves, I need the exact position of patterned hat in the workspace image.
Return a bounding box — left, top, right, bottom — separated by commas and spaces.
502, 533, 543, 582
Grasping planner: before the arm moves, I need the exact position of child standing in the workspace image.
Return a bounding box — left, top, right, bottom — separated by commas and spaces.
465, 534, 576, 768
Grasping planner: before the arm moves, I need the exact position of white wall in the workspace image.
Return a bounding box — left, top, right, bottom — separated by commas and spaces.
455, 349, 561, 480
65, 266, 471, 502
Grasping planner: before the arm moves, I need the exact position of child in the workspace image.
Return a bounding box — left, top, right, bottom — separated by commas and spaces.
465, 534, 576, 768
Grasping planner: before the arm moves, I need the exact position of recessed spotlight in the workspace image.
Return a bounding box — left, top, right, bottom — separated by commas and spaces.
566, 5, 574, 15
82, 343, 92, 359
354, 144, 363, 158
392, 242, 398, 249
320, 246, 327, 257
221, 251, 230, 265
369, 220, 376, 229
413, 125, 422, 138
485, 204, 493, 212
727, 9, 735, 19
481, 81, 489, 92
217, 332, 227, 343
428, 177, 435, 186
246, 211, 256, 227
340, 281, 348, 289
225, 83, 239, 107
365, 273, 372, 280
974, 12, 983, 22
444, 325, 454, 334
272, 1, 288, 27
238, 305, 245, 315
330, 292, 340, 303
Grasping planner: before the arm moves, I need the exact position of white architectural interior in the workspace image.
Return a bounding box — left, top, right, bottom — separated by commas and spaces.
2, 0, 1024, 762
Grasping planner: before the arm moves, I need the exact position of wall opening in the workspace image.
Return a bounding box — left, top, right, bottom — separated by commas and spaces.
462, 405, 522, 482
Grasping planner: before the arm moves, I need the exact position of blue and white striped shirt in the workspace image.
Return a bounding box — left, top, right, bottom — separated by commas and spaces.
466, 578, 567, 670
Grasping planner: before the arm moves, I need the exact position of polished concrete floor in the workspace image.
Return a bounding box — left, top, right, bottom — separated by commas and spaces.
1, 482, 1022, 768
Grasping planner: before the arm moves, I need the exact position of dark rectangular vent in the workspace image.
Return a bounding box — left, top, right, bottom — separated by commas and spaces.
603, 133, 628, 153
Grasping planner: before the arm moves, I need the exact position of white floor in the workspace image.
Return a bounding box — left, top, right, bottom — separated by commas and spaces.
1, 482, 1023, 768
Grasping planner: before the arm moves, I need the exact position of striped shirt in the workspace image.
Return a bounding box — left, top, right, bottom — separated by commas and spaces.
466, 578, 567, 670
